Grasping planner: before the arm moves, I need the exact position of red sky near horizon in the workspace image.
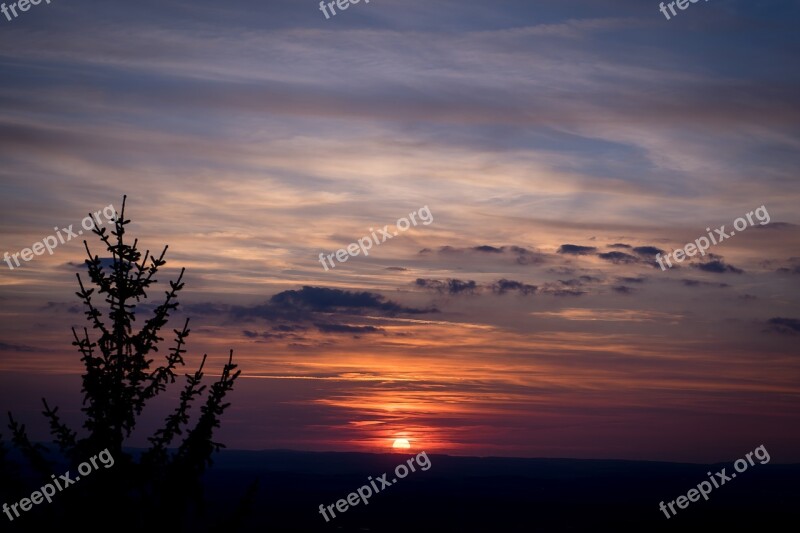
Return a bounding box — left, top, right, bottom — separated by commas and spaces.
1, 0, 799, 463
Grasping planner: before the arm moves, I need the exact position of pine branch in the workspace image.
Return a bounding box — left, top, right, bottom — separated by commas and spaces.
75, 273, 111, 338
132, 268, 185, 358
73, 326, 111, 440
141, 318, 191, 402
8, 412, 51, 476
133, 245, 169, 301
41, 398, 78, 454
0, 431, 8, 466
176, 350, 240, 474
144, 354, 208, 466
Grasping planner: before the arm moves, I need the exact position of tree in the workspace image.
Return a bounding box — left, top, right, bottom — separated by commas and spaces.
4, 196, 241, 531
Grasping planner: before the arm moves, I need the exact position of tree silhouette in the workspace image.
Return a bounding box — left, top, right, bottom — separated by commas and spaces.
3, 196, 242, 531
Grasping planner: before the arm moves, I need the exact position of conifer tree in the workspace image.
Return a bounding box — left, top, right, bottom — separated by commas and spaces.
5, 196, 241, 530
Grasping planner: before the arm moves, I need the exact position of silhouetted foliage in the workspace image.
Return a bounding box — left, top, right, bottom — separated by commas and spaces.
5, 196, 243, 531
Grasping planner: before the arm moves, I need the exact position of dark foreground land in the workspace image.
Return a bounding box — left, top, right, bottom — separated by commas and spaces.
3, 449, 798, 532
202, 450, 799, 532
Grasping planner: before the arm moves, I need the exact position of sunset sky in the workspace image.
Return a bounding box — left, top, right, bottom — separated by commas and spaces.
1, 0, 798, 463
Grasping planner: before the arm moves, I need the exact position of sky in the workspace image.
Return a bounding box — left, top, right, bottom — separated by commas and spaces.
0, 0, 798, 463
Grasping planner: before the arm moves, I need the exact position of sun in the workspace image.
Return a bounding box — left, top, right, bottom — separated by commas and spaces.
392, 438, 411, 450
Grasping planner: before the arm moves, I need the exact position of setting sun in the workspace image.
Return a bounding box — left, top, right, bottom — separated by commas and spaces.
392, 438, 411, 450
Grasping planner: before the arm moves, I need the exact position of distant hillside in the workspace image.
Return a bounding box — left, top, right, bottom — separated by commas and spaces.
197, 450, 800, 532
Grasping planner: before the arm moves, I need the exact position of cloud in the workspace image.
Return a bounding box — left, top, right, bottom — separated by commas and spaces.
0, 342, 39, 352
415, 278, 540, 296
272, 325, 307, 332
223, 287, 438, 332
67, 258, 116, 270
612, 285, 636, 294
692, 260, 744, 274
490, 279, 538, 295
267, 286, 433, 315
752, 222, 796, 230
473, 245, 503, 253
766, 317, 800, 335
775, 257, 800, 275
632, 246, 665, 256
608, 243, 632, 249
43, 301, 81, 313
415, 278, 480, 295
420, 245, 545, 265
617, 276, 645, 283
182, 303, 231, 315
242, 323, 314, 341
540, 283, 586, 297
243, 322, 385, 340
505, 246, 546, 265
531, 308, 681, 322
597, 251, 638, 264
680, 279, 729, 288
536, 276, 606, 296
314, 324, 384, 334
557, 244, 597, 255
242, 329, 300, 340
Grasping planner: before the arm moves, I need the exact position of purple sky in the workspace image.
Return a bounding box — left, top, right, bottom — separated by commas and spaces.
1, 0, 799, 462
